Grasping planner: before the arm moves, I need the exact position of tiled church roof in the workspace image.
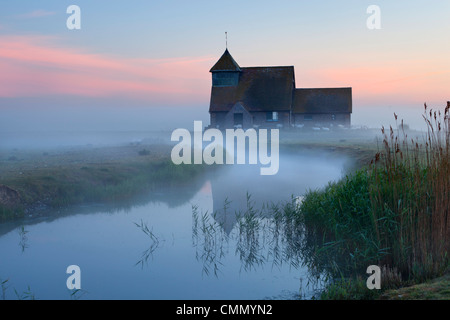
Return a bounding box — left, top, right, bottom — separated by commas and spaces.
209, 66, 294, 112
209, 49, 352, 115
293, 88, 352, 114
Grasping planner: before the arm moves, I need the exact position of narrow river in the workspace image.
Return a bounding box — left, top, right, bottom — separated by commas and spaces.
0, 150, 348, 300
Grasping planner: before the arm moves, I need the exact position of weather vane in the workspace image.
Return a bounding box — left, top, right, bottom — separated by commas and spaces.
225, 32, 228, 49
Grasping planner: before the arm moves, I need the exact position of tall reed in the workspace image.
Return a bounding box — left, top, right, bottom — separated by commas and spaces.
369, 103, 449, 280
298, 102, 449, 284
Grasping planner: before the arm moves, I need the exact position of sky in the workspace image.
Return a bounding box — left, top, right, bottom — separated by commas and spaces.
0, 0, 449, 132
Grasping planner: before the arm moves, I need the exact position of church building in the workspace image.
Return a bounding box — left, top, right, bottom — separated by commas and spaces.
208, 49, 352, 129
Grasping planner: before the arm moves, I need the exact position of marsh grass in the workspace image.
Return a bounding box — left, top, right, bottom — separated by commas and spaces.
1, 278, 9, 300
191, 194, 311, 278
14, 285, 36, 300
0, 277, 40, 300
192, 204, 228, 277
235, 194, 266, 272
298, 170, 377, 278
0, 158, 211, 222
17, 225, 29, 253
0, 205, 24, 222
134, 219, 164, 268
368, 103, 449, 281
299, 103, 449, 288
69, 288, 88, 300
318, 276, 379, 300
190, 195, 328, 299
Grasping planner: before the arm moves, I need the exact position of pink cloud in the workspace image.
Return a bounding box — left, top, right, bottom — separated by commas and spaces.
5, 35, 445, 108
0, 35, 215, 104
309, 60, 450, 106
16, 10, 57, 19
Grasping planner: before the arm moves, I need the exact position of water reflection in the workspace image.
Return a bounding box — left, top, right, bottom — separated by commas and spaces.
191, 206, 228, 277
190, 193, 330, 299
208, 150, 348, 235
134, 219, 165, 269
190, 149, 347, 269
186, 149, 348, 295
17, 225, 29, 253
192, 195, 305, 276
0, 149, 347, 299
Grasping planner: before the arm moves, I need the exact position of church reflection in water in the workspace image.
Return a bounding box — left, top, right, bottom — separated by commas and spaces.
191, 162, 309, 277
189, 150, 347, 284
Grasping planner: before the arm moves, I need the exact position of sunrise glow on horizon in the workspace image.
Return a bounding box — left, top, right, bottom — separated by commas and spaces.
1, 1, 449, 130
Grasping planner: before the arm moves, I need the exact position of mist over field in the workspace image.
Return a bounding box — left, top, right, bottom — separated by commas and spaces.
0, 104, 209, 149
0, 101, 433, 151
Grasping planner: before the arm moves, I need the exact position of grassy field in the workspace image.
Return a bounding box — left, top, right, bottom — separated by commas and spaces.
0, 143, 211, 222
0, 127, 383, 223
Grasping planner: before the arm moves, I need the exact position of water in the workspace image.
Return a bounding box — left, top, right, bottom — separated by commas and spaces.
0, 150, 348, 300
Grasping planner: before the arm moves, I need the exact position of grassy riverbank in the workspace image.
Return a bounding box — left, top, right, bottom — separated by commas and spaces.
297, 105, 449, 299
0, 143, 210, 222
0, 127, 380, 223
